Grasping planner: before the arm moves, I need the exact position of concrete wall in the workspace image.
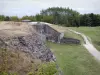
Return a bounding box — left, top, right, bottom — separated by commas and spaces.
32, 23, 80, 44
33, 23, 61, 43
60, 37, 80, 44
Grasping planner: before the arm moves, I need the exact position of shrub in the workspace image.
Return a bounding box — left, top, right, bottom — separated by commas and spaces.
28, 62, 57, 75
0, 48, 57, 75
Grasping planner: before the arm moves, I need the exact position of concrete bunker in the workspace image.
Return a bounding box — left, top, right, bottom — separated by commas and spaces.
31, 22, 80, 44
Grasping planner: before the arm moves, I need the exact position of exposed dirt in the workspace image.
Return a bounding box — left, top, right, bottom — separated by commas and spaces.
0, 21, 32, 37
0, 21, 55, 62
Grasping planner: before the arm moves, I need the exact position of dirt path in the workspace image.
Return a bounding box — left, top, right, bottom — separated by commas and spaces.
68, 29, 100, 61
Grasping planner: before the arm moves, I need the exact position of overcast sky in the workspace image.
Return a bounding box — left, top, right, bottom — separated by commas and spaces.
0, 0, 100, 17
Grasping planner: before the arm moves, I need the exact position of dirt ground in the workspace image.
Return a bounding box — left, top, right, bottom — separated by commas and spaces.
0, 21, 33, 37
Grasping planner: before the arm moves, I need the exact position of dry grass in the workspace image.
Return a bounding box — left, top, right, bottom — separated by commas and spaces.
0, 49, 41, 75
0, 21, 35, 37
48, 24, 67, 33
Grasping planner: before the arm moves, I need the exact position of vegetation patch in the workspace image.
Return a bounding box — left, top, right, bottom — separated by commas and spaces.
47, 41, 100, 75
70, 27, 100, 51
0, 48, 57, 75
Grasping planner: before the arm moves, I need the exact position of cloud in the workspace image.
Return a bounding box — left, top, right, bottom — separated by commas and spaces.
0, 0, 100, 17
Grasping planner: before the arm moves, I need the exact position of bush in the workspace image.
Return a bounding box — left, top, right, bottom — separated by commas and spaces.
27, 62, 57, 75
0, 48, 57, 75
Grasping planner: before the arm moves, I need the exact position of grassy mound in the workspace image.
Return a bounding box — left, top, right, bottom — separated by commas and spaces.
0, 49, 57, 75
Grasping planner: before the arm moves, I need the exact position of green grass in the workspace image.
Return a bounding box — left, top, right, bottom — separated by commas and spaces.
47, 42, 100, 75
69, 27, 100, 51
64, 30, 84, 44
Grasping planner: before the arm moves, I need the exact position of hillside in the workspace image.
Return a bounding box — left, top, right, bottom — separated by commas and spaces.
0, 21, 56, 75
0, 21, 100, 75
45, 23, 100, 75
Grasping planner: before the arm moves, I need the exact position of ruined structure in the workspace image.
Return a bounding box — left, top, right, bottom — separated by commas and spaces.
31, 22, 80, 44
0, 21, 80, 62
60, 37, 80, 44
0, 22, 55, 62
33, 23, 62, 43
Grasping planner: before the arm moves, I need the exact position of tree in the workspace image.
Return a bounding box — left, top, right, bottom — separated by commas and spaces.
80, 14, 92, 26
35, 14, 42, 21
89, 13, 100, 26
42, 16, 53, 23
21, 16, 36, 21
40, 7, 80, 26
4, 16, 10, 21
0, 7, 100, 27
10, 16, 19, 21
0, 15, 5, 21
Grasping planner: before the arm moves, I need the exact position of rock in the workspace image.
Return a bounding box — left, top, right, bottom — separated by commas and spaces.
32, 23, 61, 43
32, 23, 80, 44
60, 37, 80, 44
0, 22, 55, 62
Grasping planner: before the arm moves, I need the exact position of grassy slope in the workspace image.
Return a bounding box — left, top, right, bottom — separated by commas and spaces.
0, 49, 57, 75
64, 30, 84, 44
47, 42, 100, 75
46, 25, 100, 75
70, 27, 100, 51
0, 49, 39, 75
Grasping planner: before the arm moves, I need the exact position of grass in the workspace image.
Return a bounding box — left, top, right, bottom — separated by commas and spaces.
64, 30, 84, 44
69, 27, 100, 51
0, 49, 57, 75
0, 49, 37, 75
47, 24, 100, 75
49, 24, 84, 44
47, 41, 100, 75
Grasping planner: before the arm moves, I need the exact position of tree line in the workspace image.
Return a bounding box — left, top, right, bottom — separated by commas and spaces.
0, 7, 100, 27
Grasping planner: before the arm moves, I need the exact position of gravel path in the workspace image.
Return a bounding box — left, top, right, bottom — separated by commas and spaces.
68, 29, 100, 61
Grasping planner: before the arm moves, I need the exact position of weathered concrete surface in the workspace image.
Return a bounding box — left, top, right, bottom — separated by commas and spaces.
32, 23, 61, 43
60, 37, 80, 44
0, 21, 56, 62
30, 22, 80, 44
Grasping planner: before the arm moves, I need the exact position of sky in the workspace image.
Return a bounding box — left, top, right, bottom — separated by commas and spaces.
0, 0, 100, 17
